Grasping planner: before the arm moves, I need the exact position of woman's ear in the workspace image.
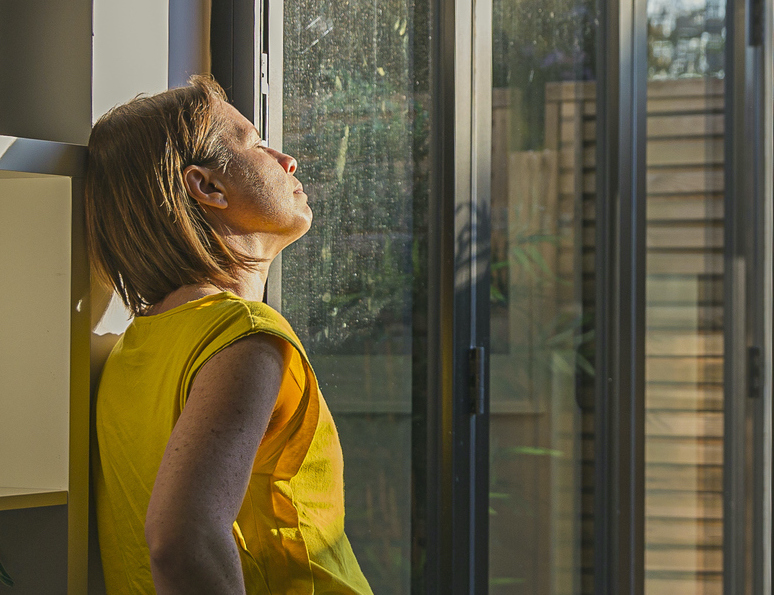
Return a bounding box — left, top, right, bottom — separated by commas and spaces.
183, 165, 228, 210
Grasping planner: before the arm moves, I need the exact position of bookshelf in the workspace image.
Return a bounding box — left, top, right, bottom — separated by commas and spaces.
0, 137, 89, 594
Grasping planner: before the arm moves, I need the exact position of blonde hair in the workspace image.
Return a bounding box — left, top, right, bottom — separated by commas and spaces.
85, 75, 258, 316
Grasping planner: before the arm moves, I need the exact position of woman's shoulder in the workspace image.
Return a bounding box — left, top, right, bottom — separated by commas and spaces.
131, 291, 277, 332
117, 291, 310, 375
187, 293, 310, 364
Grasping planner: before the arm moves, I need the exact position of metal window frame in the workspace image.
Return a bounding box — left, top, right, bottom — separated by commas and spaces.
724, 0, 750, 589
425, 0, 475, 589
210, 0, 260, 122
255, 0, 493, 591
422, 0, 492, 591
265, 0, 283, 308
470, 0, 493, 588
595, 0, 648, 592
764, 0, 773, 590
726, 0, 774, 589
750, 8, 772, 590
722, 0, 773, 589
211, 0, 282, 307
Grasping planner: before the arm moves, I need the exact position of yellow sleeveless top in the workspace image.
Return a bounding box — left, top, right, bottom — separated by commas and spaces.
93, 292, 373, 595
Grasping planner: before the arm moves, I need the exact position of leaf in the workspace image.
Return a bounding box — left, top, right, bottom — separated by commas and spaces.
576, 352, 596, 377
511, 248, 537, 278
0, 559, 14, 587
576, 328, 595, 346
490, 577, 526, 585
546, 326, 576, 346
523, 245, 555, 277
335, 125, 350, 182
490, 286, 506, 303
521, 233, 560, 245
550, 352, 575, 375
504, 446, 564, 457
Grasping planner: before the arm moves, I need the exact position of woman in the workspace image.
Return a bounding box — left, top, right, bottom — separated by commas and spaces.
86, 75, 373, 595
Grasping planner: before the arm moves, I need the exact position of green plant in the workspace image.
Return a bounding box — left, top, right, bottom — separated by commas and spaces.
491, 228, 595, 393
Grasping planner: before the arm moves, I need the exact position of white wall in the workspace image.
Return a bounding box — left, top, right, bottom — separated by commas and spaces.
92, 0, 169, 122
92, 0, 171, 334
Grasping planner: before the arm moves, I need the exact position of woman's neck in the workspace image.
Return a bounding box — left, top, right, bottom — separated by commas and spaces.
144, 265, 270, 316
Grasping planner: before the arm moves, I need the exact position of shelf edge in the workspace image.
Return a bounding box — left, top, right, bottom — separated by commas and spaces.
0, 489, 68, 511
0, 136, 86, 177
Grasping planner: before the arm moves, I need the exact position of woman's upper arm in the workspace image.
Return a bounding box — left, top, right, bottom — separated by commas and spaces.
145, 332, 291, 550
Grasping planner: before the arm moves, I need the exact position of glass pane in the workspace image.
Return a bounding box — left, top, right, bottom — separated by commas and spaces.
644, 0, 725, 593
489, 0, 598, 591
281, 0, 430, 593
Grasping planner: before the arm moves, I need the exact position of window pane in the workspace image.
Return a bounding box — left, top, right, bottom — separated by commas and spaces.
281, 0, 430, 592
644, 1, 725, 592
489, 0, 598, 591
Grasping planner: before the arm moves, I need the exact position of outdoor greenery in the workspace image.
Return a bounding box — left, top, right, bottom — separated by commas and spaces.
647, 1, 725, 80
281, 0, 429, 357
493, 0, 597, 151
280, 0, 430, 592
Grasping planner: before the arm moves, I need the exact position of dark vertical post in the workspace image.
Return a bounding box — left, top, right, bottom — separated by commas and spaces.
747, 11, 768, 589
470, 1, 492, 592
424, 0, 456, 589
211, 0, 277, 302
595, 0, 647, 589
425, 0, 492, 589
210, 0, 234, 100
724, 0, 764, 589
210, 0, 256, 120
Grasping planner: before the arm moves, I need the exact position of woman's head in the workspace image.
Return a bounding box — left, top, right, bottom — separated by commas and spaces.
85, 75, 301, 316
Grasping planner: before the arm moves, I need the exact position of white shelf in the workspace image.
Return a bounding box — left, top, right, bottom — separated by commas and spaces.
0, 487, 68, 511
0, 174, 72, 495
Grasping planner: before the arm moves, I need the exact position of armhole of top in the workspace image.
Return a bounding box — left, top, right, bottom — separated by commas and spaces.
180, 304, 307, 415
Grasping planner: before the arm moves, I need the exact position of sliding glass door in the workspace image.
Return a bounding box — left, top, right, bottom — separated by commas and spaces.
488, 0, 598, 591
643, 1, 726, 592
260, 0, 772, 590
277, 0, 431, 592
486, 0, 770, 590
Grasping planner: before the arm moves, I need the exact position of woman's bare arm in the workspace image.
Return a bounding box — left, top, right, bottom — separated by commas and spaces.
145, 332, 290, 595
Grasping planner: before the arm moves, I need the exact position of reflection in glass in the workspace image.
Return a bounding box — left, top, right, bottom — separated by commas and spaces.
281, 0, 430, 592
644, 0, 725, 593
490, 0, 597, 591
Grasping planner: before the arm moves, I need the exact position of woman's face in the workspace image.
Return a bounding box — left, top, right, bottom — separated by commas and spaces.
213, 99, 313, 249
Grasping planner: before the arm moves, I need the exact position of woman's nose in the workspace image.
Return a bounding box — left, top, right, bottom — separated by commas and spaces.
268, 147, 297, 174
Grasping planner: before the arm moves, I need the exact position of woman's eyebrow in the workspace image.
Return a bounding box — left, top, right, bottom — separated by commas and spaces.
248, 127, 265, 145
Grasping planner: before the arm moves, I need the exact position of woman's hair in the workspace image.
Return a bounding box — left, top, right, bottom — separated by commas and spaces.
85, 75, 258, 316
